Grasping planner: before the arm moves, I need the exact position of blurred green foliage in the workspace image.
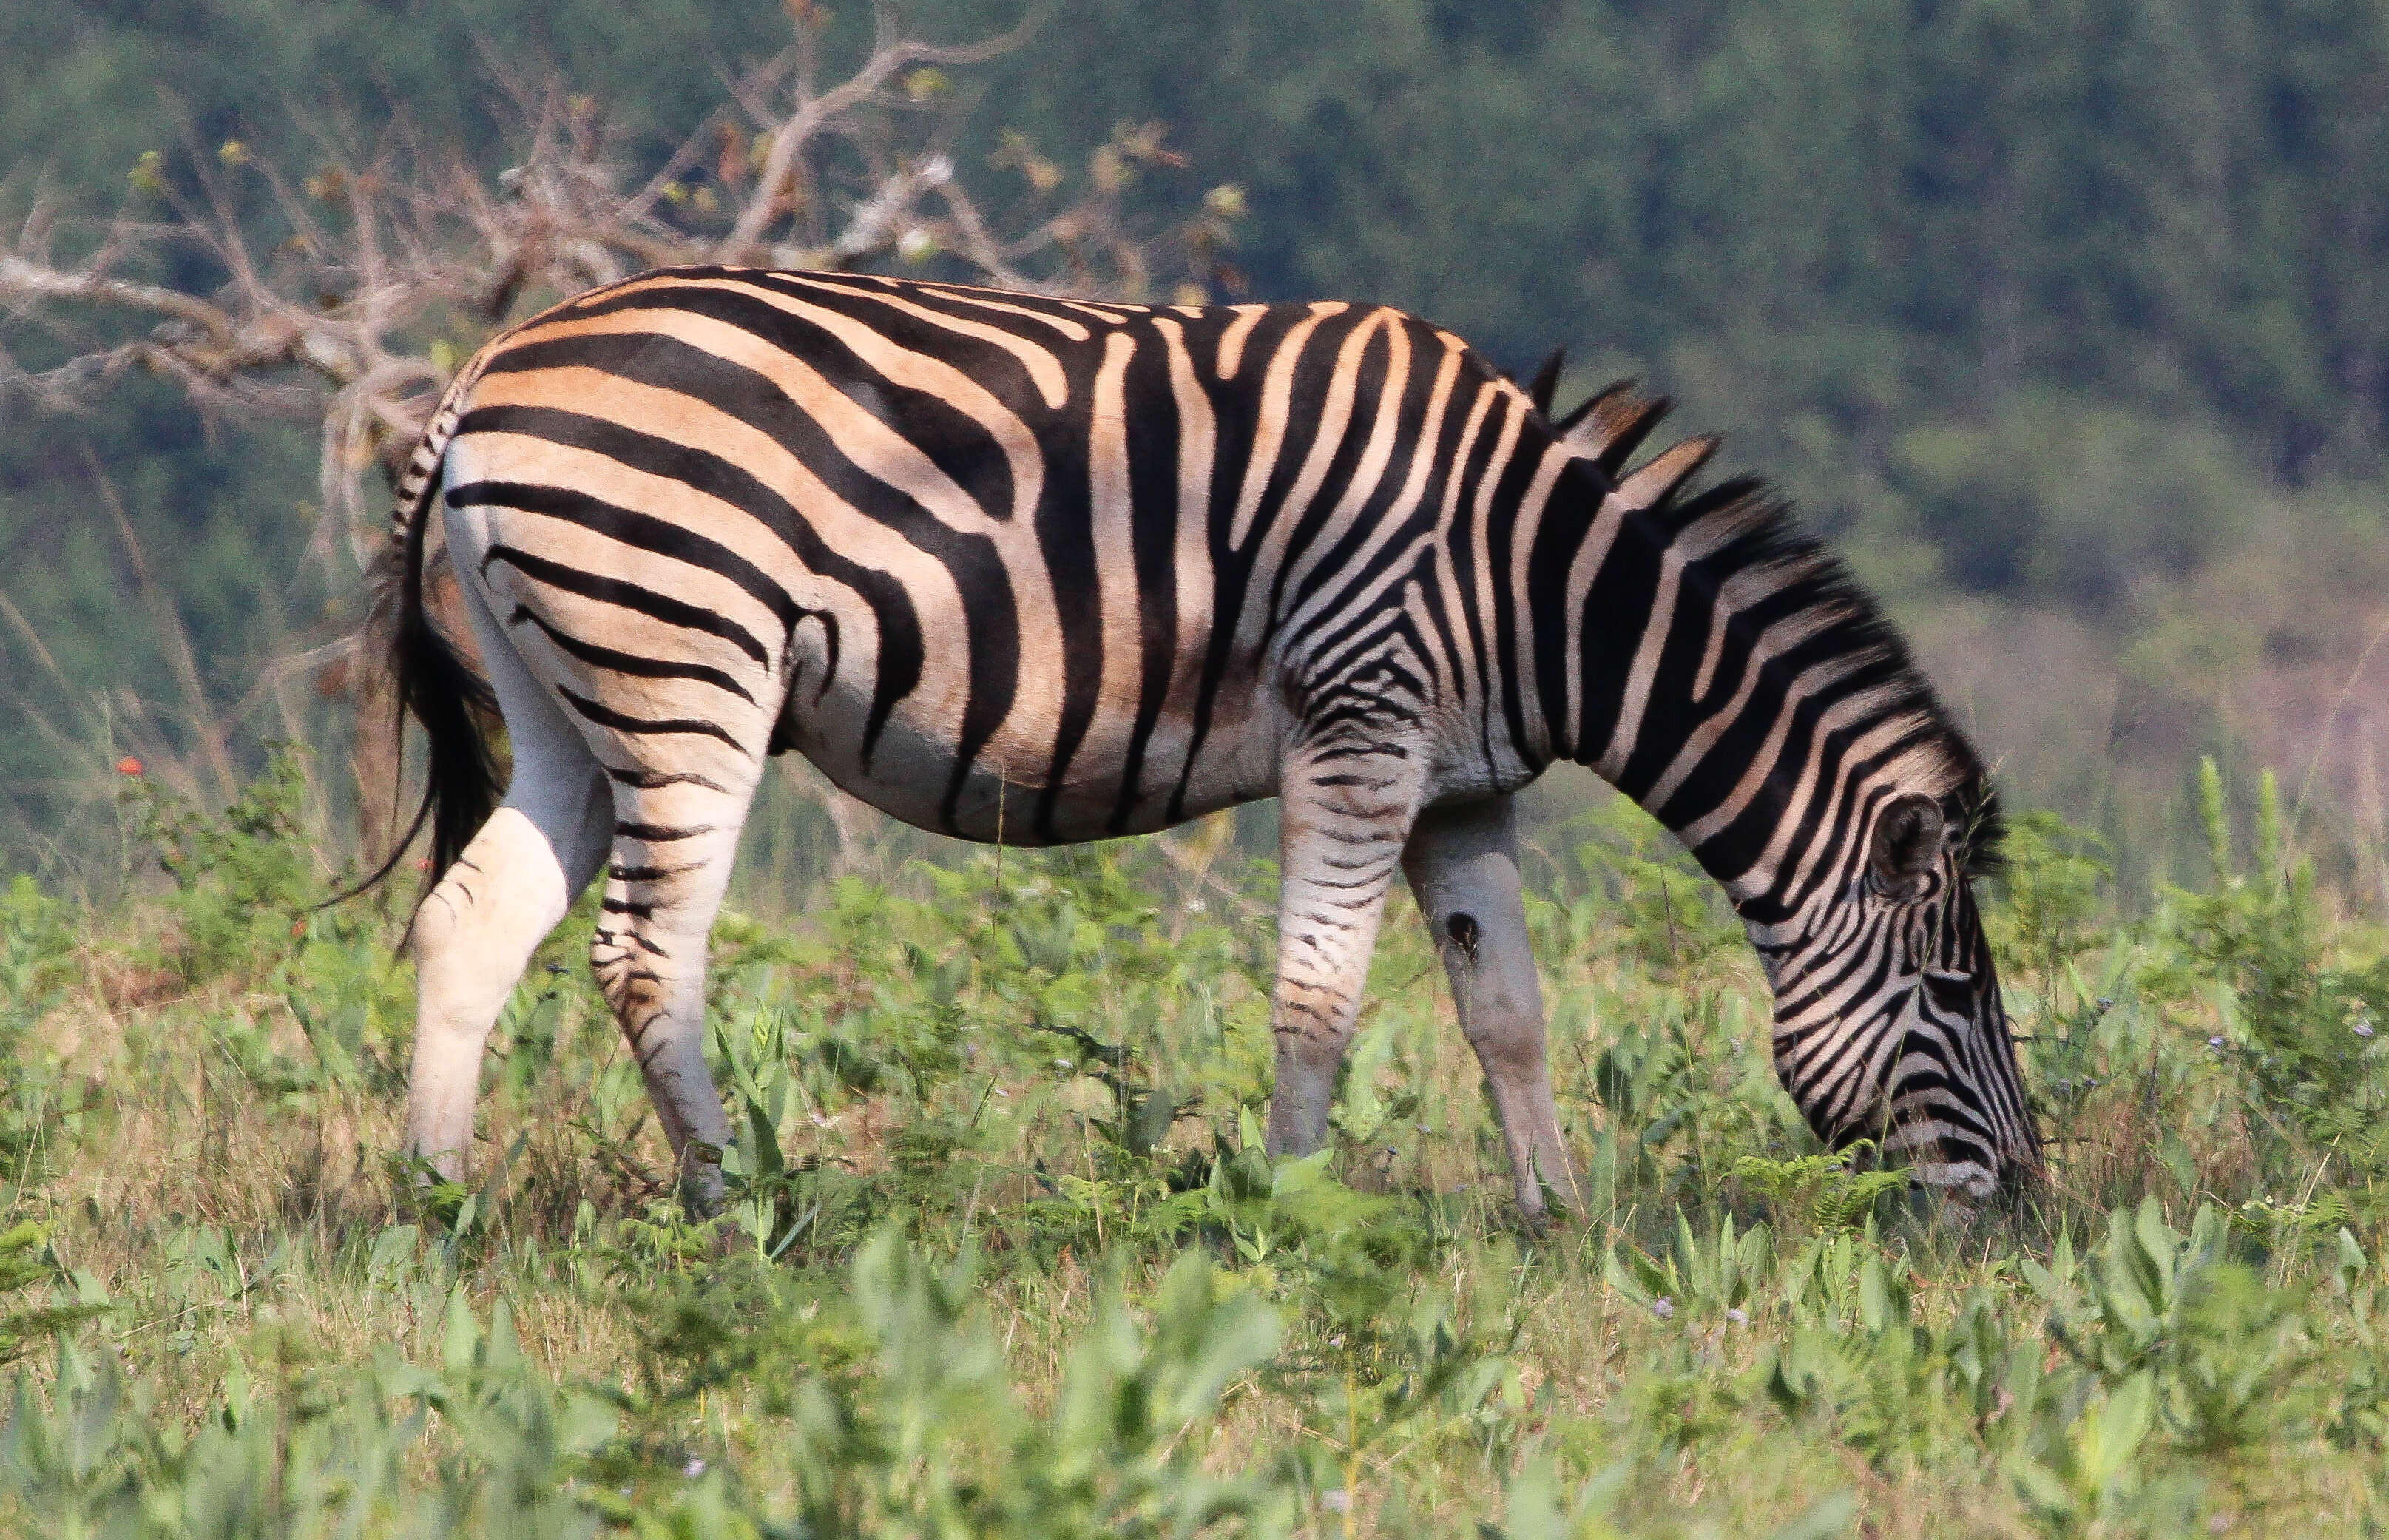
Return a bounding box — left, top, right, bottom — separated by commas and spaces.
9, 1, 2389, 884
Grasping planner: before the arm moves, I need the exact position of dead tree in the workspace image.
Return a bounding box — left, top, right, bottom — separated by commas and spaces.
0, 1, 1244, 867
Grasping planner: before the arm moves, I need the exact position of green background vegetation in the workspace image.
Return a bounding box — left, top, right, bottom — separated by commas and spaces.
7, 0, 2389, 886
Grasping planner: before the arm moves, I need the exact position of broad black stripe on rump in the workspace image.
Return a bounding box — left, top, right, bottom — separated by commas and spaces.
479, 544, 768, 665
508, 605, 758, 705
453, 479, 804, 632
453, 402, 925, 762
475, 335, 1024, 829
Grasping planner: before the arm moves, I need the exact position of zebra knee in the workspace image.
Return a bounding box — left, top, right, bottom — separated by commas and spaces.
409, 863, 471, 956
1462, 1016, 1545, 1078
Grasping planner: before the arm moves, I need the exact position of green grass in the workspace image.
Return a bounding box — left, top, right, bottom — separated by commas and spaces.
4, 754, 2389, 1536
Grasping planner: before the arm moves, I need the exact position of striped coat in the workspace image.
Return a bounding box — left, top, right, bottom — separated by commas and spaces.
381, 267, 2041, 1218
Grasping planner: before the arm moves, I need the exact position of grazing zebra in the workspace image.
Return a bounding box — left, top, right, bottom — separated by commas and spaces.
376, 266, 2041, 1220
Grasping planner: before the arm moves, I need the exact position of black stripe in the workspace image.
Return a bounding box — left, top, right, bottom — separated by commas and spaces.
456, 402, 924, 763
558, 686, 743, 749
609, 864, 701, 883
605, 764, 729, 793
456, 479, 802, 632
481, 544, 768, 665
1110, 337, 1186, 835
615, 821, 714, 841
1027, 362, 1104, 838
508, 606, 757, 705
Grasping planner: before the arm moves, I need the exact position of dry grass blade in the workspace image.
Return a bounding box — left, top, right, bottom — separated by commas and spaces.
85, 448, 237, 806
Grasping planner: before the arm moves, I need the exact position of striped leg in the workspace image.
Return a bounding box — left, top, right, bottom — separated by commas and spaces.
405, 575, 613, 1181
1264, 744, 1426, 1161
589, 766, 756, 1213
1402, 797, 1583, 1223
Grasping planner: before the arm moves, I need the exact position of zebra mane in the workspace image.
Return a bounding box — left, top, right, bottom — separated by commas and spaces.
1552, 380, 2006, 877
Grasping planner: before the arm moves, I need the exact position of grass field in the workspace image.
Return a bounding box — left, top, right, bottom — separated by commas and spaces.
5, 753, 2389, 1536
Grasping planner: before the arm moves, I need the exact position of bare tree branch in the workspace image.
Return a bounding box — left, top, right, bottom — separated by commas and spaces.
0, 0, 1243, 840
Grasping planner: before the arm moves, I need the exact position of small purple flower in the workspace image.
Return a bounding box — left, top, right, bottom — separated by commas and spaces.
2357, 1022, 2376, 1040
1652, 1297, 1675, 1320
2209, 1036, 2227, 1050
683, 1458, 707, 1479
1726, 1307, 1748, 1325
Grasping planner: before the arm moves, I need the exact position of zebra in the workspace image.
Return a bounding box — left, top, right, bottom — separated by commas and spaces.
373, 266, 2041, 1221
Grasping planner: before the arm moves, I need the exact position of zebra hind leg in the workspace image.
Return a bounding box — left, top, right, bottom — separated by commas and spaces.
589, 766, 758, 1215
1401, 796, 1583, 1226
1264, 743, 1426, 1163
405, 581, 614, 1184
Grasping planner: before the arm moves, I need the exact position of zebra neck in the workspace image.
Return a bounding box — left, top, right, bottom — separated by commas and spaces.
1532, 475, 1946, 920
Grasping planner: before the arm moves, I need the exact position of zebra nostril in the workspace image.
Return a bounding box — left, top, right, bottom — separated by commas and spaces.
1445, 911, 1480, 962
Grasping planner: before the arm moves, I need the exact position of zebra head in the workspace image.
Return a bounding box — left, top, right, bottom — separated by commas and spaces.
1753, 784, 2043, 1207
1533, 368, 2044, 1209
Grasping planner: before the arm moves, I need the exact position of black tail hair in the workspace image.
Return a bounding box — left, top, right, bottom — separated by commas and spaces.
396, 476, 504, 879
324, 461, 502, 907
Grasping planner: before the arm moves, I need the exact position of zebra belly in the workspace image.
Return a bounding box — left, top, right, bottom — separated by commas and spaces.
774, 666, 1282, 845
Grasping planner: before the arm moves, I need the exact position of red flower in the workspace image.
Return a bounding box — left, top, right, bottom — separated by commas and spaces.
115, 757, 144, 777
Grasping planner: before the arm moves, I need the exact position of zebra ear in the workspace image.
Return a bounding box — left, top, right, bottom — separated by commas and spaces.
1870, 793, 1947, 893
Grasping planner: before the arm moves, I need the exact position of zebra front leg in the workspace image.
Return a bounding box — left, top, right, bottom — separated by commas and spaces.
1264, 746, 1425, 1161
1402, 796, 1584, 1224
590, 769, 757, 1215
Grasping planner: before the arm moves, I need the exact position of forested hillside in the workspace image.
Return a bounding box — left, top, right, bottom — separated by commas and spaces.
6, 0, 2389, 888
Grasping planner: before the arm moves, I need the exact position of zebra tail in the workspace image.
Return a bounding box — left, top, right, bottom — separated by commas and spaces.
324, 439, 501, 908
393, 454, 502, 882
